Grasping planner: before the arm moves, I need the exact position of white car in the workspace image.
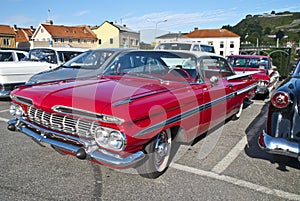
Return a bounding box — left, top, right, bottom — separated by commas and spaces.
154, 42, 215, 53
0, 47, 86, 97
0, 49, 28, 62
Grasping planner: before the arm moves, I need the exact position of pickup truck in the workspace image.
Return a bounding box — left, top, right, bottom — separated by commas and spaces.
0, 47, 86, 98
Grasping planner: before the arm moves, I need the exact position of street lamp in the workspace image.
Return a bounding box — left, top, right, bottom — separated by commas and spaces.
147, 19, 167, 43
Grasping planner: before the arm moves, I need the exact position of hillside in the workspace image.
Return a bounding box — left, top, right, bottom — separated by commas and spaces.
223, 11, 300, 46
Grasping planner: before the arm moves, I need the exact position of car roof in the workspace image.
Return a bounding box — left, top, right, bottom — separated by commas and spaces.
30, 47, 87, 52
157, 41, 213, 45
228, 54, 270, 59
0, 49, 28, 53
113, 49, 222, 59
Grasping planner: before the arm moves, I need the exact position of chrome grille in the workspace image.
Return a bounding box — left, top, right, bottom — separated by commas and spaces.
28, 107, 99, 137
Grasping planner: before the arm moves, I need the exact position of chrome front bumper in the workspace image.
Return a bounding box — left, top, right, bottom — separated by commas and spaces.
8, 118, 145, 168
259, 130, 300, 161
0, 90, 11, 97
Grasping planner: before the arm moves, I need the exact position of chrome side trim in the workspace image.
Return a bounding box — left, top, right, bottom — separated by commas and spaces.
259, 130, 300, 160
10, 117, 145, 168
134, 84, 256, 137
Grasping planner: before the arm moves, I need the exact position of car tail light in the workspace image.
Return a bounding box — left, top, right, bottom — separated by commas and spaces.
271, 91, 291, 108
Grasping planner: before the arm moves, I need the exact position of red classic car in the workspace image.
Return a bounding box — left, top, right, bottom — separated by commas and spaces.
8, 50, 257, 178
227, 55, 280, 97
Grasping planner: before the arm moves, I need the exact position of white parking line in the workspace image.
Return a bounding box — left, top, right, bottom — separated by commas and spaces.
171, 163, 300, 201
0, 116, 9, 122
211, 136, 247, 174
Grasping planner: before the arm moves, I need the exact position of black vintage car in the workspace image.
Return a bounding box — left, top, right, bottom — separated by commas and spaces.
259, 60, 300, 161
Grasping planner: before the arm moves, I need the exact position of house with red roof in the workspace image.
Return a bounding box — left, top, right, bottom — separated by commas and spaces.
31, 21, 97, 49
0, 25, 16, 48
180, 28, 240, 56
13, 25, 35, 50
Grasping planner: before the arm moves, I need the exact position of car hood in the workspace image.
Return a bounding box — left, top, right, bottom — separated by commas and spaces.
27, 66, 100, 84
12, 76, 183, 117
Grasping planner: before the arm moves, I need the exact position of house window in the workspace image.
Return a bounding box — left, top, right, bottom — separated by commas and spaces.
220, 41, 224, 48
91, 40, 94, 44
61, 38, 64, 43
69, 39, 73, 43
41, 29, 44, 33
131, 39, 134, 46
110, 38, 113, 44
78, 39, 81, 43
98, 39, 101, 45
220, 51, 224, 56
3, 38, 10, 46
230, 41, 234, 48
136, 40, 139, 46
84, 40, 87, 43
54, 38, 58, 43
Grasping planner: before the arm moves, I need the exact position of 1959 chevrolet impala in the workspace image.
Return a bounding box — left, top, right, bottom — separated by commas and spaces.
7, 50, 257, 178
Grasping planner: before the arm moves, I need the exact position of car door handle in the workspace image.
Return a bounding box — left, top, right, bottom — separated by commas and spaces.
226, 84, 233, 88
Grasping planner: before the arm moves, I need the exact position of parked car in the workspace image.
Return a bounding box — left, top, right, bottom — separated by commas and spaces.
227, 55, 280, 97
155, 42, 215, 53
259, 60, 300, 162
0, 47, 85, 97
8, 50, 257, 178
26, 48, 130, 85
0, 49, 28, 62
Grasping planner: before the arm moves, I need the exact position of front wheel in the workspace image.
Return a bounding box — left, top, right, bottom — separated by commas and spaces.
137, 129, 172, 179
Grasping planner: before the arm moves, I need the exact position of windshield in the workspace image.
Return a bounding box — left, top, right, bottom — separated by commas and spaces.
228, 57, 270, 69
103, 51, 200, 82
27, 49, 58, 64
63, 50, 115, 69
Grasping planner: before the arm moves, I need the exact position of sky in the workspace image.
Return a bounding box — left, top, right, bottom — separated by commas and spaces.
1, 0, 300, 43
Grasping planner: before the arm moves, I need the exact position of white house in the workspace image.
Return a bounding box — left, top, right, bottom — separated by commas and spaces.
179, 28, 240, 56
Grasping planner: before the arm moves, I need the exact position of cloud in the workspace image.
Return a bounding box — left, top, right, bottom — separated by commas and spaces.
4, 15, 38, 26
122, 9, 239, 32
75, 10, 90, 17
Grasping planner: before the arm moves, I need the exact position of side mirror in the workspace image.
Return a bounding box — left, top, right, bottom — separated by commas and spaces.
210, 76, 219, 86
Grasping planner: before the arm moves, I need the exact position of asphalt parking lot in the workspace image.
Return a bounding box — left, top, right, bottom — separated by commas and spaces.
0, 97, 299, 201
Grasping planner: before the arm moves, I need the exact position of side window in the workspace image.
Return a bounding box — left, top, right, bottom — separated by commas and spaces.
200, 57, 234, 80
192, 45, 200, 51
17, 53, 26, 61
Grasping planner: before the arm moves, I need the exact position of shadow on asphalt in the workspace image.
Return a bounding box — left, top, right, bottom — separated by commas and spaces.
0, 97, 11, 102
244, 101, 300, 171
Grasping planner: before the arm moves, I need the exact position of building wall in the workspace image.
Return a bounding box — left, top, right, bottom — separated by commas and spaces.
119, 31, 140, 48
93, 22, 120, 48
0, 35, 16, 48
33, 25, 52, 42
179, 37, 240, 56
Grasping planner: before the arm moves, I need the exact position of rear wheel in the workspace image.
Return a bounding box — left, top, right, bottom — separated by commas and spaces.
137, 129, 172, 179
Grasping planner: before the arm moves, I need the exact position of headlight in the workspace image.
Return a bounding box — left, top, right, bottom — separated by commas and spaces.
94, 127, 126, 151
258, 80, 269, 87
9, 103, 24, 117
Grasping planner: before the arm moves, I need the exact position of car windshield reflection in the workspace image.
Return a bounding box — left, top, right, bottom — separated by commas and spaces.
103, 51, 199, 82
63, 50, 115, 69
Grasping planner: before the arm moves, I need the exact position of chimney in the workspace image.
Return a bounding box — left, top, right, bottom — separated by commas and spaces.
123, 24, 126, 27
46, 20, 53, 25
194, 27, 198, 31
13, 24, 17, 31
